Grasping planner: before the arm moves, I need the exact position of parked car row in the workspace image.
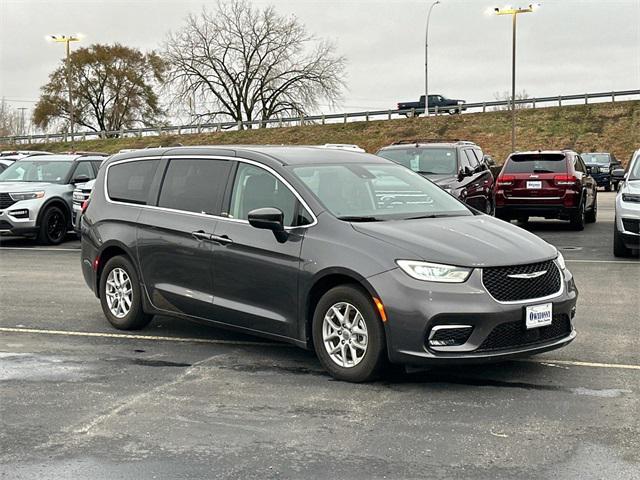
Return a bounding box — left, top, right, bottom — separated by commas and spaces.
0, 153, 106, 244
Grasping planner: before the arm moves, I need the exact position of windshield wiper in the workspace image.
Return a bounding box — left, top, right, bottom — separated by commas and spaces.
415, 170, 444, 175
404, 213, 453, 220
337, 216, 381, 222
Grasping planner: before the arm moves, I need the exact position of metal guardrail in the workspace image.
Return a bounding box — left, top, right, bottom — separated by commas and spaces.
2, 89, 638, 145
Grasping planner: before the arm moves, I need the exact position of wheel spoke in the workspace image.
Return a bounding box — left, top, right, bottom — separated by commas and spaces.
331, 306, 345, 325
349, 345, 358, 363
329, 344, 341, 355
352, 340, 367, 351
343, 304, 351, 327
325, 315, 342, 331
322, 301, 369, 369
340, 344, 347, 366
324, 332, 339, 341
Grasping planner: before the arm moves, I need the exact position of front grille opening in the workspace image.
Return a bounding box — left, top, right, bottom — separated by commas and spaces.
427, 325, 473, 348
482, 260, 561, 302
0, 193, 17, 209
476, 314, 571, 352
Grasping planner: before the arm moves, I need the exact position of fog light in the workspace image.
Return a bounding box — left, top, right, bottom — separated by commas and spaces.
9, 209, 29, 218
428, 325, 473, 348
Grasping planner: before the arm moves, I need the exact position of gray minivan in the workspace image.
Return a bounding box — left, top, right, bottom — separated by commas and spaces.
81, 146, 578, 382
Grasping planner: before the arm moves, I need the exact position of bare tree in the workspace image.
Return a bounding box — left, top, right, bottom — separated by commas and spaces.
163, 0, 346, 128
0, 99, 22, 137
492, 90, 532, 111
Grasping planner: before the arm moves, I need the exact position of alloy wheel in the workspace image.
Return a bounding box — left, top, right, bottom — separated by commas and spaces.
105, 267, 133, 318
322, 302, 369, 368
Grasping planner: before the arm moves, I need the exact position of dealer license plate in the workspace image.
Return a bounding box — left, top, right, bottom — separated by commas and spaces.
527, 181, 542, 189
525, 303, 553, 329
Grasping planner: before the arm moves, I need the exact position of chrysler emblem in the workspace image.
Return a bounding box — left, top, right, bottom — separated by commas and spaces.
508, 270, 547, 279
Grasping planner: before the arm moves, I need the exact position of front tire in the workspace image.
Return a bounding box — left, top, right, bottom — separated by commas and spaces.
585, 191, 597, 223
312, 285, 387, 382
37, 206, 67, 245
99, 255, 152, 330
613, 219, 634, 257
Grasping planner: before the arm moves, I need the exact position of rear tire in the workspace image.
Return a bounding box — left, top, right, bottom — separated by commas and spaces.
312, 285, 387, 382
569, 200, 585, 231
37, 206, 67, 245
605, 183, 611, 192
99, 255, 152, 330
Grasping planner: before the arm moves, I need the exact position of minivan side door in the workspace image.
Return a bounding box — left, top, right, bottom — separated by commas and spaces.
210, 160, 312, 338
136, 157, 233, 319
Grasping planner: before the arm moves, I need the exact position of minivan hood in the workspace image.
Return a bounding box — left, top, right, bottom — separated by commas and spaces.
0, 181, 55, 192
352, 215, 557, 268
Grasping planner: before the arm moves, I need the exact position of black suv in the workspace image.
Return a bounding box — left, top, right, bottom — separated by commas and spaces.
581, 152, 623, 191
376, 140, 496, 214
81, 146, 577, 382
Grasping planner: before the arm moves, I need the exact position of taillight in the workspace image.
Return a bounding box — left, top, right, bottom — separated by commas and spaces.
554, 174, 577, 186
497, 175, 515, 186
81, 200, 90, 213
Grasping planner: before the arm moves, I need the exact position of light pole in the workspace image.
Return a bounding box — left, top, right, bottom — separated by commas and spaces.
46, 34, 81, 140
493, 4, 538, 152
425, 0, 441, 117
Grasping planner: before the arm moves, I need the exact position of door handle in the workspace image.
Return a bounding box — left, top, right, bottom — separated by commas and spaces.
191, 230, 212, 241
209, 234, 233, 245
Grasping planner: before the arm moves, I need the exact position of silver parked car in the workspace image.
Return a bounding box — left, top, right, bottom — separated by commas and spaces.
0, 154, 106, 244
614, 149, 640, 257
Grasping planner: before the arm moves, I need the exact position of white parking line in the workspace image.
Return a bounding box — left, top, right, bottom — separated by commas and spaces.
521, 358, 640, 371
1, 326, 639, 372
0, 326, 287, 347
0, 247, 79, 252
566, 259, 639, 265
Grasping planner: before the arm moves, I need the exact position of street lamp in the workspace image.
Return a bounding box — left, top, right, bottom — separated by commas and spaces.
493, 4, 538, 152
425, 0, 441, 117
46, 34, 82, 140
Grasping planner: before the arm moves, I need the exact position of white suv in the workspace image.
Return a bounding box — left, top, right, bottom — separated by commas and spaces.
614, 149, 640, 257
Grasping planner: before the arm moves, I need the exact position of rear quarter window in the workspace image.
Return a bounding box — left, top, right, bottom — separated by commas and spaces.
504, 153, 567, 174
107, 159, 160, 205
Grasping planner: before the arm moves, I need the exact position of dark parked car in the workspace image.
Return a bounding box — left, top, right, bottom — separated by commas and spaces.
398, 95, 466, 116
377, 140, 496, 215
582, 152, 623, 191
81, 146, 577, 382
495, 150, 597, 230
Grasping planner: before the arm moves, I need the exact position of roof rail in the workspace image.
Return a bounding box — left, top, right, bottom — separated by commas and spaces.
391, 139, 476, 146
62, 151, 109, 157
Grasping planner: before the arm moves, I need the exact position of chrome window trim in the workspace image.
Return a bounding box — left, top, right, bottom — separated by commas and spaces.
103, 154, 318, 230
480, 260, 564, 305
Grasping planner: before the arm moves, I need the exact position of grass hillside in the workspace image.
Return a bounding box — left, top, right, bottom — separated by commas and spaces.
5, 100, 640, 165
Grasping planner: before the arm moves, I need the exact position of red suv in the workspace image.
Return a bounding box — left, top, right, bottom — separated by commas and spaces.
495, 150, 597, 230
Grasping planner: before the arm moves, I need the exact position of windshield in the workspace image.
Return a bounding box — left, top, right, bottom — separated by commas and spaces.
377, 148, 458, 175
504, 153, 567, 174
290, 163, 472, 221
582, 153, 610, 165
629, 155, 640, 181
0, 160, 73, 183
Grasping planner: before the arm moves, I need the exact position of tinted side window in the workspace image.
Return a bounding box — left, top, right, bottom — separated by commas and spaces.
229, 163, 305, 227
574, 156, 586, 173
72, 162, 95, 181
459, 150, 473, 170
158, 159, 231, 215
91, 161, 103, 174
107, 160, 160, 205
465, 150, 479, 168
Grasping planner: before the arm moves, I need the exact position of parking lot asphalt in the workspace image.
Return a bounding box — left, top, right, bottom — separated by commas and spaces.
1, 192, 639, 479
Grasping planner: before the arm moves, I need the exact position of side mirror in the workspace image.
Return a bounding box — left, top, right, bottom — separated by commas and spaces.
585, 166, 593, 174
73, 174, 91, 184
483, 155, 496, 166
457, 167, 472, 182
611, 168, 626, 180
248, 207, 288, 242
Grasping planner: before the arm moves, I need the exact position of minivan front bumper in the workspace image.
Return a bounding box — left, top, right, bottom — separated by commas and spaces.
367, 264, 577, 366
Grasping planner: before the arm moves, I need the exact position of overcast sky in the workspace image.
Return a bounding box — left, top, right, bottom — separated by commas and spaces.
1, 0, 639, 121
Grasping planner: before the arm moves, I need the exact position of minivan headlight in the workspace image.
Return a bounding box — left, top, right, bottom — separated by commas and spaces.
396, 260, 472, 283
556, 251, 566, 270
8, 191, 45, 201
